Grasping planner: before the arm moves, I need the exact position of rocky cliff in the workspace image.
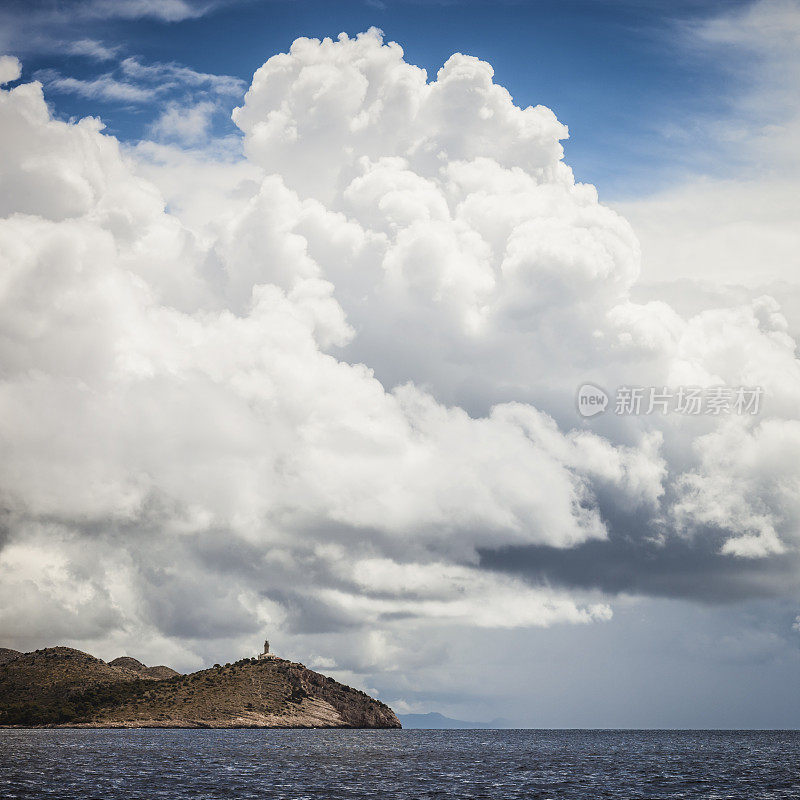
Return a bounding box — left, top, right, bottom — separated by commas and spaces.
0, 647, 401, 729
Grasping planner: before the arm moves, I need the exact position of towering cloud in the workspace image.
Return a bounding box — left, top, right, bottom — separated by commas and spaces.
0, 30, 798, 672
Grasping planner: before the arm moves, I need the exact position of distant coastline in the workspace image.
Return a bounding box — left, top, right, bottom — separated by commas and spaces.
399, 712, 513, 729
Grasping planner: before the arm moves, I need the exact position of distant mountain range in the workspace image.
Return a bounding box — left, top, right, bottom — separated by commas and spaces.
399, 712, 513, 729
0, 646, 400, 729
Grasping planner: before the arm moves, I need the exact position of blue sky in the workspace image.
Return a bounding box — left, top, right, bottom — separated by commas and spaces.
6, 0, 756, 198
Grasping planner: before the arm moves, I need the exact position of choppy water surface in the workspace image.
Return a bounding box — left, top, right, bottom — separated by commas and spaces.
1, 729, 798, 799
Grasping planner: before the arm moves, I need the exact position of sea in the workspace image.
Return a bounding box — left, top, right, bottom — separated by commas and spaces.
1, 729, 798, 799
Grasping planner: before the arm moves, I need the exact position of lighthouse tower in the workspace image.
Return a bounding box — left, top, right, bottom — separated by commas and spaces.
257, 639, 276, 660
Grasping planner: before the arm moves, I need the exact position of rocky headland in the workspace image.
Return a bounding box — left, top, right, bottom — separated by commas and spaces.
0, 646, 400, 729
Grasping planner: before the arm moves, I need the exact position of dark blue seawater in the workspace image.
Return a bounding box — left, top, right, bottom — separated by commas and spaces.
1, 729, 799, 799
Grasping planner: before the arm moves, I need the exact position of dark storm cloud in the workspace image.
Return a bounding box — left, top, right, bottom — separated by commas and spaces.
480, 531, 800, 604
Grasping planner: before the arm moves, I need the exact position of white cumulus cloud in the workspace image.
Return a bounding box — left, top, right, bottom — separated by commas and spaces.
0, 55, 21, 85
0, 28, 799, 675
